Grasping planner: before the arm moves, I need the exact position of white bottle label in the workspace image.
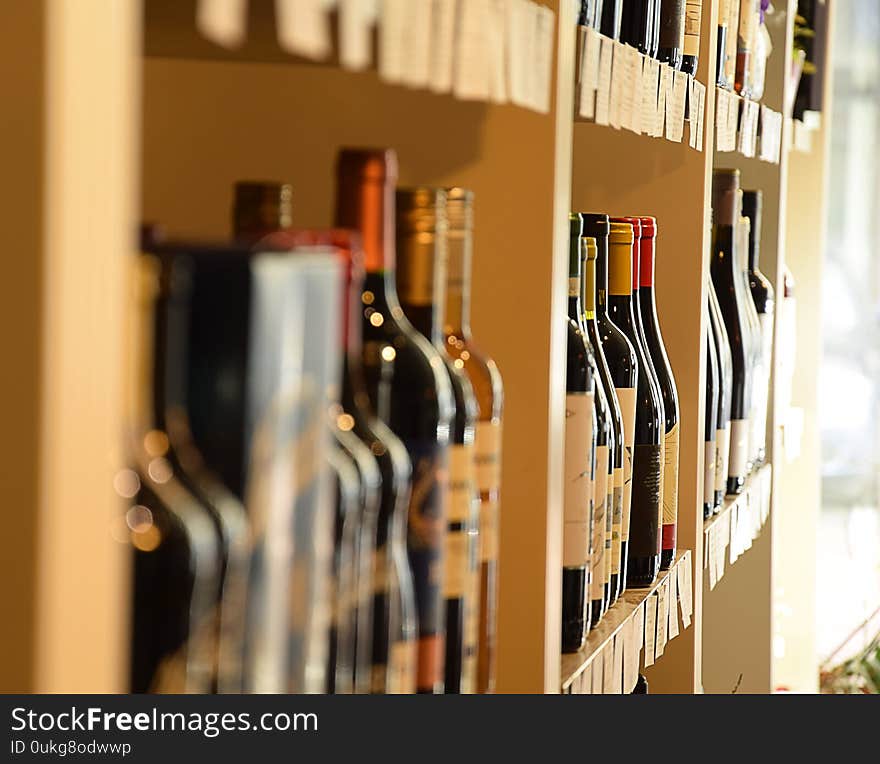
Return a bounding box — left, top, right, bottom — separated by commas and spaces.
663, 422, 680, 526
563, 393, 595, 568
590, 444, 609, 599
728, 418, 750, 479
443, 531, 469, 598
448, 443, 476, 523
715, 426, 730, 495
704, 440, 716, 506
475, 420, 501, 564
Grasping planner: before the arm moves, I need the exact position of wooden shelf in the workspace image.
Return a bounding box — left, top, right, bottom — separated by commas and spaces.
560, 550, 692, 693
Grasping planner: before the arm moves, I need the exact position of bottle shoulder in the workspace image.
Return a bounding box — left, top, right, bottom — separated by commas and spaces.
444, 331, 504, 420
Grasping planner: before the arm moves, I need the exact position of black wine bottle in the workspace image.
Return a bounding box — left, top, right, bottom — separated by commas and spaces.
336, 149, 455, 694
621, 1, 654, 55
681, 0, 702, 75
582, 213, 637, 597
657, 0, 685, 70
743, 190, 775, 468
637, 217, 680, 570
582, 233, 622, 608
601, 0, 623, 39
575, 237, 612, 626
608, 219, 664, 587
708, 282, 733, 511
562, 214, 596, 652
704, 324, 719, 520
711, 169, 751, 496
395, 188, 481, 695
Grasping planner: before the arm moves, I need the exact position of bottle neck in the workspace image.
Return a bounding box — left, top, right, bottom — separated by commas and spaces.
336, 172, 402, 309
127, 257, 160, 440
583, 252, 598, 321
444, 226, 471, 338
608, 239, 634, 300
568, 254, 583, 324
396, 225, 446, 344
595, 236, 611, 315
232, 183, 293, 245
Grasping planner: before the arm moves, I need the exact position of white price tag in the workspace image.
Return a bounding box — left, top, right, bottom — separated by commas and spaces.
197, 0, 247, 49
656, 64, 673, 139
612, 633, 624, 694
506, 0, 529, 107
401, 0, 432, 88
695, 80, 706, 151
623, 618, 638, 693
609, 41, 625, 129
727, 92, 741, 151
453, 0, 491, 100
644, 594, 658, 667
488, 0, 509, 103
666, 69, 688, 142
676, 556, 690, 628
275, 0, 334, 60
716, 88, 729, 150
655, 578, 669, 658
595, 35, 614, 126
708, 525, 718, 590
428, 0, 456, 91
640, 57, 660, 137
578, 26, 601, 119
668, 565, 680, 639
339, 0, 379, 71
379, 0, 407, 83
591, 655, 603, 693
532, 4, 555, 113
602, 644, 614, 694
581, 662, 593, 694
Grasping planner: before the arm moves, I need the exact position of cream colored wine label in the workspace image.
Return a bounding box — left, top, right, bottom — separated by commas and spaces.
475, 420, 501, 564
386, 639, 417, 694
448, 443, 477, 523
663, 422, 680, 526
704, 440, 716, 506
616, 387, 637, 543
715, 426, 730, 494
611, 467, 624, 574
590, 444, 609, 599
728, 418, 749, 479
563, 393, 594, 568
443, 531, 469, 598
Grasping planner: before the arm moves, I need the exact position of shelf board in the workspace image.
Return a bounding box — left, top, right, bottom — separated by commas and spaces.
560, 550, 691, 692
703, 464, 772, 590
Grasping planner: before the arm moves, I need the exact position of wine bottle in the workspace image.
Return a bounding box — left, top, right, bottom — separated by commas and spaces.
395, 188, 481, 695
579, 0, 602, 28
582, 213, 637, 597
704, 325, 719, 520
637, 217, 680, 570
231, 187, 392, 694
151, 247, 250, 694
601, 0, 623, 40
735, 0, 758, 96
335, 148, 455, 694
576, 236, 612, 625
711, 169, 751, 496
716, 0, 732, 87
621, 1, 654, 55
742, 190, 774, 467
608, 219, 664, 587
724, 0, 740, 89
582, 234, 624, 607
736, 214, 763, 472
657, 0, 685, 70
443, 188, 505, 693
562, 214, 596, 652
708, 282, 733, 511
126, 254, 221, 694
681, 0, 702, 75
326, 443, 362, 693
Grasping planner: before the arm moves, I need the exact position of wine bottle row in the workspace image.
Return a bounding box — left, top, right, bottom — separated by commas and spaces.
579, 1, 704, 76
703, 168, 774, 520
562, 213, 680, 654
124, 148, 504, 695
716, 0, 773, 99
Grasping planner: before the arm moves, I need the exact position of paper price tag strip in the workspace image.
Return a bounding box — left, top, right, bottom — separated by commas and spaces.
668, 564, 680, 639
665, 69, 687, 142
276, 0, 334, 60
595, 35, 614, 126
197, 0, 248, 49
